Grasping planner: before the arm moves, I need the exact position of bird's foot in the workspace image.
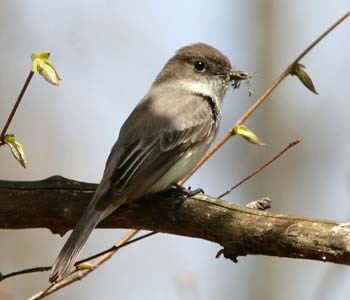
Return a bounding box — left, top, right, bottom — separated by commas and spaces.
171, 183, 204, 197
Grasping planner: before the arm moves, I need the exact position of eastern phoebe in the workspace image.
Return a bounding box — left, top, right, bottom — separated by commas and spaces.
50, 43, 243, 282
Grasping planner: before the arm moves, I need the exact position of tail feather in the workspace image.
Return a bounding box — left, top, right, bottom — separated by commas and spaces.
49, 205, 104, 282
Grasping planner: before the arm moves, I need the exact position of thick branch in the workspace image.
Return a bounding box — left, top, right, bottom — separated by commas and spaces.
1, 176, 350, 264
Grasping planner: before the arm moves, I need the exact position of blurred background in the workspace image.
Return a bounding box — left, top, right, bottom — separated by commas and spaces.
1, 1, 350, 299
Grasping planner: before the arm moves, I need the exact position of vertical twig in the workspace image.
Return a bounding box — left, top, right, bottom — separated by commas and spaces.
0, 71, 34, 145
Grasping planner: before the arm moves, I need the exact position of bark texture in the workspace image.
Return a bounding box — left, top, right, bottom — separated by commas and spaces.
1, 175, 350, 264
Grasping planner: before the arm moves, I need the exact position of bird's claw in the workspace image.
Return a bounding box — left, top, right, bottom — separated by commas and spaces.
171, 183, 204, 197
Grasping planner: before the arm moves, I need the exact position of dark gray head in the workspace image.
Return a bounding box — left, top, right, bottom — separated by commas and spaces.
154, 43, 232, 87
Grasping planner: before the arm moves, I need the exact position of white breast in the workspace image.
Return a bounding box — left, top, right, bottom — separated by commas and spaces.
146, 141, 211, 193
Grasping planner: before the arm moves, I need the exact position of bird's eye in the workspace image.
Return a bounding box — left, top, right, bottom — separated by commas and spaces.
194, 60, 206, 72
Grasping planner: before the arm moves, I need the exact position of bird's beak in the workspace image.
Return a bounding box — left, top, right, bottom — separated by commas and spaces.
229, 70, 253, 81
228, 70, 253, 90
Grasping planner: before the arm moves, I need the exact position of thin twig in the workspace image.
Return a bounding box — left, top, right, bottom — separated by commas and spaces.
0, 71, 34, 145
0, 267, 51, 282
27, 11, 350, 300
0, 230, 156, 282
218, 139, 300, 199
75, 231, 157, 264
180, 10, 350, 184
27, 229, 138, 300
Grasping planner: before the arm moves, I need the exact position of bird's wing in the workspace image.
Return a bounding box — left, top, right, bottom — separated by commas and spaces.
95, 91, 216, 211
49, 92, 217, 282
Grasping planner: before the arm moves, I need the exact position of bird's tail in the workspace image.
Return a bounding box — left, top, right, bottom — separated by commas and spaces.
49, 204, 105, 282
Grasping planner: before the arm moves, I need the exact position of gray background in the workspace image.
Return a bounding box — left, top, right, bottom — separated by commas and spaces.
0, 1, 350, 299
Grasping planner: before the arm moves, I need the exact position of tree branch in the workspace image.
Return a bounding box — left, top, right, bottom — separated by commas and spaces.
1, 175, 350, 265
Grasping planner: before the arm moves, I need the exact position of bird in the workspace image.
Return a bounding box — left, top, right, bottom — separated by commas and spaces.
49, 42, 240, 282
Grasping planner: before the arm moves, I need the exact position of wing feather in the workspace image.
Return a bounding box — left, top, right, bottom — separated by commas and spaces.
95, 91, 217, 210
